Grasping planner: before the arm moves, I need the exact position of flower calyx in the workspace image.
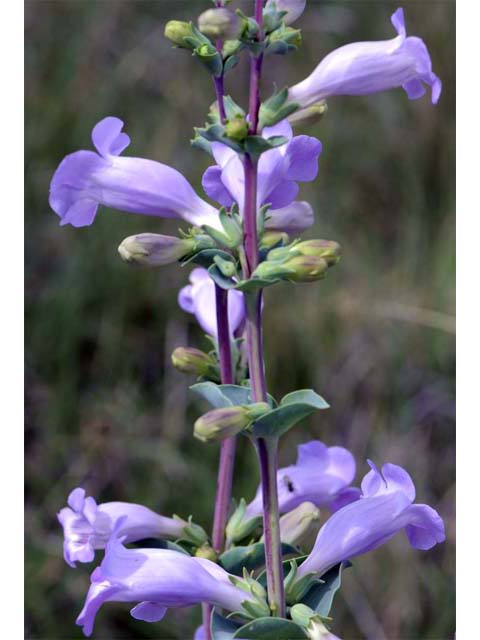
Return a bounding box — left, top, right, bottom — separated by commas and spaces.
226, 498, 263, 544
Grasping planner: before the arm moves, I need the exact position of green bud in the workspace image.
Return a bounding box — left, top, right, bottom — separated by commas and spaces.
213, 255, 237, 278
194, 402, 269, 443
180, 517, 209, 547
226, 498, 262, 543
291, 605, 335, 639
171, 347, 218, 378
164, 20, 194, 48
288, 101, 328, 128
294, 239, 341, 265
259, 231, 290, 251
225, 114, 249, 142
222, 39, 243, 59
198, 8, 243, 41
118, 233, 195, 267
251, 260, 295, 281
276, 501, 320, 546
269, 26, 302, 48
283, 255, 329, 283
195, 544, 218, 562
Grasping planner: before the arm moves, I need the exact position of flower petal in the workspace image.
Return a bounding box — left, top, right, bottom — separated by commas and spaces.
404, 503, 446, 550
91, 116, 131, 157
264, 201, 314, 234
202, 165, 235, 207
130, 602, 167, 623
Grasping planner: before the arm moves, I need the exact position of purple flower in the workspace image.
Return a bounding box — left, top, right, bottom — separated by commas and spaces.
57, 488, 186, 568
178, 267, 246, 337
49, 117, 219, 228
76, 534, 256, 637
296, 460, 445, 579
288, 8, 441, 108
245, 441, 360, 520
202, 120, 321, 233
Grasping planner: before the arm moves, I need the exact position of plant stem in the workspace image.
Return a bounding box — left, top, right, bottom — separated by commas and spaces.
211, 285, 236, 552
241, 0, 286, 618
256, 437, 285, 617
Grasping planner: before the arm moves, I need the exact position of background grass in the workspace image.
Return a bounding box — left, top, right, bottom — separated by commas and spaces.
25, 1, 455, 638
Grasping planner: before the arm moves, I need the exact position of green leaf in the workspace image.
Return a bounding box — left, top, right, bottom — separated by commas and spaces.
302, 561, 351, 617
217, 384, 252, 406
244, 135, 288, 156
211, 611, 242, 640
190, 381, 233, 408
252, 388, 329, 438
208, 264, 237, 290
233, 617, 308, 639
219, 542, 298, 575
280, 389, 329, 409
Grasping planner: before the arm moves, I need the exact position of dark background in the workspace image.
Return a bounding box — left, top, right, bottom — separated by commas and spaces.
25, 1, 455, 638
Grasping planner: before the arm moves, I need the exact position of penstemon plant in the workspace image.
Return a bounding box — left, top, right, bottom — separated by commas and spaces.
50, 1, 445, 638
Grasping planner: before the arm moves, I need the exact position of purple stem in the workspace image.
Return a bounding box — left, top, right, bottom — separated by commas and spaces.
241, 0, 286, 618
211, 285, 236, 552
256, 437, 284, 616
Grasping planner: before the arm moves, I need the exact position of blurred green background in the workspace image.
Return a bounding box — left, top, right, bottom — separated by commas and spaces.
25, 1, 455, 638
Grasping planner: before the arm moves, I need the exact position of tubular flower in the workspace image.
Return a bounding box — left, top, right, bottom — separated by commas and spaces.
202, 119, 321, 233
49, 116, 219, 228
245, 440, 360, 520
288, 8, 441, 108
76, 533, 256, 637
296, 461, 446, 579
178, 267, 246, 337
57, 488, 187, 568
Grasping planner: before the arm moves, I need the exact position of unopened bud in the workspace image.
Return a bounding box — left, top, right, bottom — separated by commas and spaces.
225, 114, 249, 142
194, 403, 270, 443
118, 233, 195, 267
260, 231, 290, 251
198, 8, 243, 41
294, 239, 341, 265
269, 26, 302, 48
251, 260, 295, 281
171, 347, 217, 378
291, 604, 339, 639
277, 501, 320, 546
288, 101, 328, 127
266, 0, 306, 25
226, 498, 262, 543
164, 20, 194, 48
195, 545, 218, 562
283, 255, 329, 282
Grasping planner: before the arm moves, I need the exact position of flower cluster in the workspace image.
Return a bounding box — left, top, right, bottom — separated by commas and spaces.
50, 3, 445, 639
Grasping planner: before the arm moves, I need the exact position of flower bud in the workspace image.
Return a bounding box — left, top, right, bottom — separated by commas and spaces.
259, 231, 290, 251
288, 101, 328, 128
251, 260, 295, 281
194, 403, 270, 443
198, 8, 243, 41
171, 347, 218, 378
195, 545, 218, 562
266, 0, 306, 25
277, 501, 320, 546
294, 239, 341, 265
225, 114, 249, 142
164, 20, 194, 48
269, 26, 302, 48
118, 233, 195, 267
283, 255, 329, 283
291, 604, 339, 639
226, 498, 262, 543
